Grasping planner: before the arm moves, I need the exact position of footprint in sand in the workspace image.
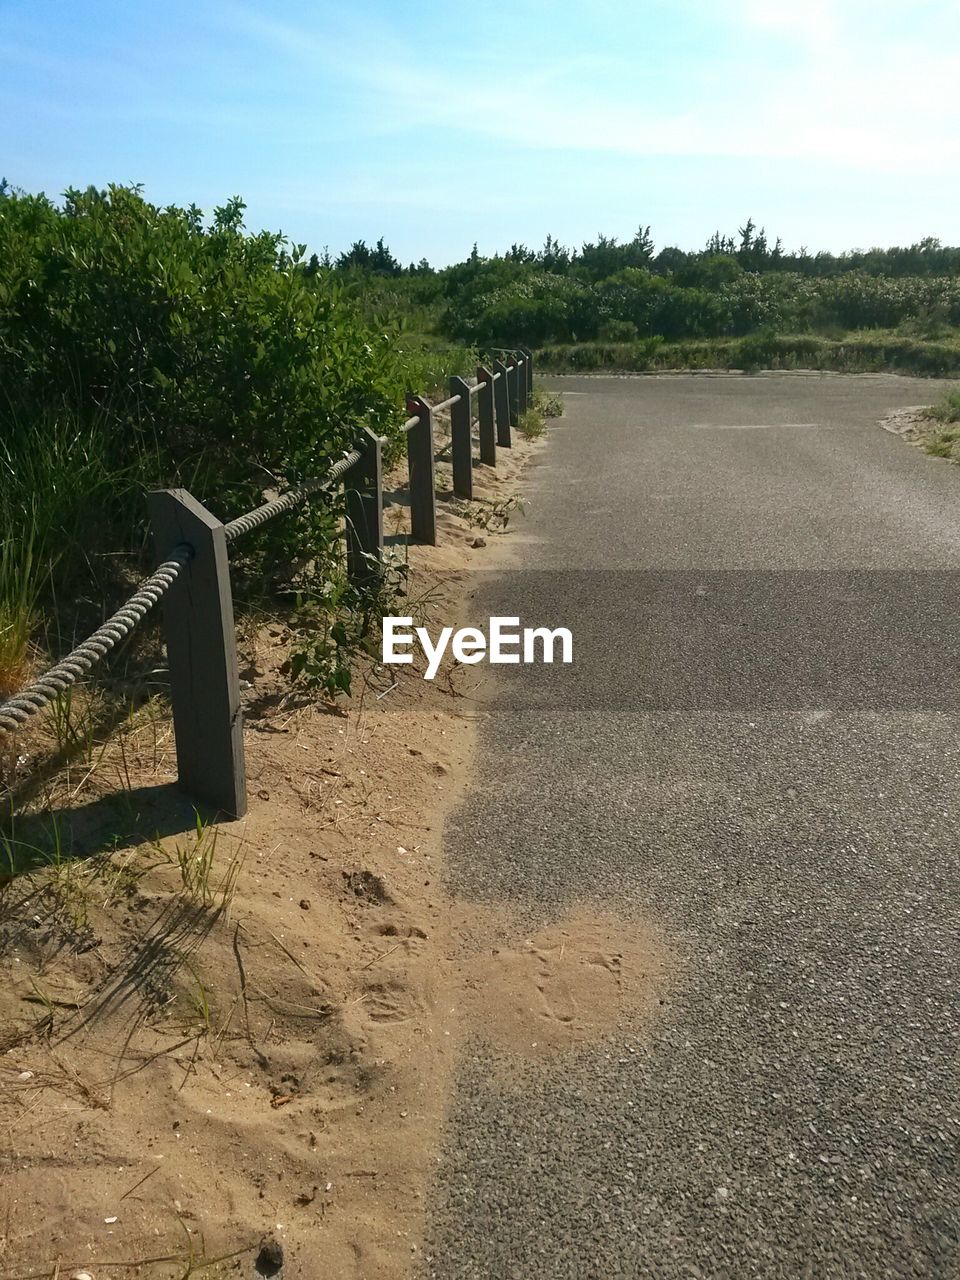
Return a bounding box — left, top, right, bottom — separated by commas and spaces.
459, 910, 665, 1056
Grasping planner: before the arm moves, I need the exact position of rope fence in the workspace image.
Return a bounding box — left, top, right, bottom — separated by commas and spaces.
0, 346, 536, 818
223, 446, 364, 543
0, 550, 192, 734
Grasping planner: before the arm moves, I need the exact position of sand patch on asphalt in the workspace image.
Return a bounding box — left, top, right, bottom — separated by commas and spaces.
455, 908, 667, 1057
0, 409, 670, 1278
879, 405, 931, 439
0, 433, 548, 1279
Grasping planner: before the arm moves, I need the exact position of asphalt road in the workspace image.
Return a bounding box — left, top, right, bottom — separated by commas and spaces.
425, 374, 960, 1279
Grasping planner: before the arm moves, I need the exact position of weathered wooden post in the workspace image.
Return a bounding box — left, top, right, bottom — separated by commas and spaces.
449, 376, 473, 499
476, 366, 497, 466
493, 359, 512, 447
148, 488, 246, 820
516, 351, 528, 415
345, 427, 383, 586
406, 394, 437, 544
507, 356, 520, 426
522, 346, 534, 397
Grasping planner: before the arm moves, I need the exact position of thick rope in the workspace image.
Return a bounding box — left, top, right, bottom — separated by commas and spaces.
0, 444, 371, 737
224, 447, 362, 542
0, 547, 191, 734
1, 373, 523, 740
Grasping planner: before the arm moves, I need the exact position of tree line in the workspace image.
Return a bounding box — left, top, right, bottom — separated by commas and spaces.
324, 221, 960, 349
331, 221, 960, 281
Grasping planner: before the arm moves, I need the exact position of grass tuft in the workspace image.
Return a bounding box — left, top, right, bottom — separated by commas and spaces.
517, 408, 546, 439
0, 527, 38, 698
531, 387, 564, 419
924, 388, 960, 424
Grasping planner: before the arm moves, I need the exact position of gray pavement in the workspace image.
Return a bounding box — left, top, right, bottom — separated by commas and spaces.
425, 374, 960, 1279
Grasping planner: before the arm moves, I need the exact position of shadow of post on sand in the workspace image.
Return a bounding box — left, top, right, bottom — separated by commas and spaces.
2, 783, 227, 876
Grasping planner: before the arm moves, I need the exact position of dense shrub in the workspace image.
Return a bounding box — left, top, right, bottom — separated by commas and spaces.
433, 233, 960, 351
674, 254, 742, 290
536, 333, 960, 377
0, 184, 476, 688
0, 186, 419, 517
597, 319, 639, 342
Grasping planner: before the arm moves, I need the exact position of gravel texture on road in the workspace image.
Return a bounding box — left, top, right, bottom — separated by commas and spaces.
425, 374, 960, 1279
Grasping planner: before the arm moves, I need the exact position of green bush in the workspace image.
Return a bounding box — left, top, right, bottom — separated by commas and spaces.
435, 246, 960, 350
925, 388, 960, 423
0, 187, 415, 521
531, 388, 564, 418
0, 184, 480, 692
0, 185, 479, 545
533, 333, 960, 377
597, 319, 639, 342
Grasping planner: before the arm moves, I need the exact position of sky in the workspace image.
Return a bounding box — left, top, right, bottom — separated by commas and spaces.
2, 0, 960, 266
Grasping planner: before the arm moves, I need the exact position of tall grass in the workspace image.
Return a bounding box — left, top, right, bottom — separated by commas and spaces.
0, 410, 139, 696
394, 337, 479, 398
919, 387, 960, 462
0, 523, 38, 697
535, 332, 960, 377
925, 388, 960, 423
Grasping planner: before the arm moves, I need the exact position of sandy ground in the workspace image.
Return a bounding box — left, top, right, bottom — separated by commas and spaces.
0, 415, 665, 1280
877, 404, 933, 439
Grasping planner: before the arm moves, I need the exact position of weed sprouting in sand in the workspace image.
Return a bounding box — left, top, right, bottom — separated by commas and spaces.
160, 811, 219, 907
516, 408, 546, 440
915, 388, 960, 461
288, 552, 410, 698
152, 812, 245, 915
0, 812, 99, 944
183, 961, 212, 1034
466, 493, 525, 533
516, 389, 563, 440
531, 387, 564, 419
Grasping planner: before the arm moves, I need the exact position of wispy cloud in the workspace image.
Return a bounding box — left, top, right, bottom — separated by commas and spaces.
219, 0, 960, 172
5, 0, 959, 258
359, 53, 960, 173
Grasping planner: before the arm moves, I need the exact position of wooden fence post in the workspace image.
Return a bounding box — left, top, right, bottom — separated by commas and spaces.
406, 394, 437, 543
515, 351, 528, 415
147, 488, 246, 820
449, 376, 473, 499
345, 427, 383, 587
522, 346, 534, 397
476, 366, 497, 465
493, 359, 513, 447
507, 356, 520, 426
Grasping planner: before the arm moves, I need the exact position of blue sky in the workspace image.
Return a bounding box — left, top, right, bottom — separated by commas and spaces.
2, 0, 959, 264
